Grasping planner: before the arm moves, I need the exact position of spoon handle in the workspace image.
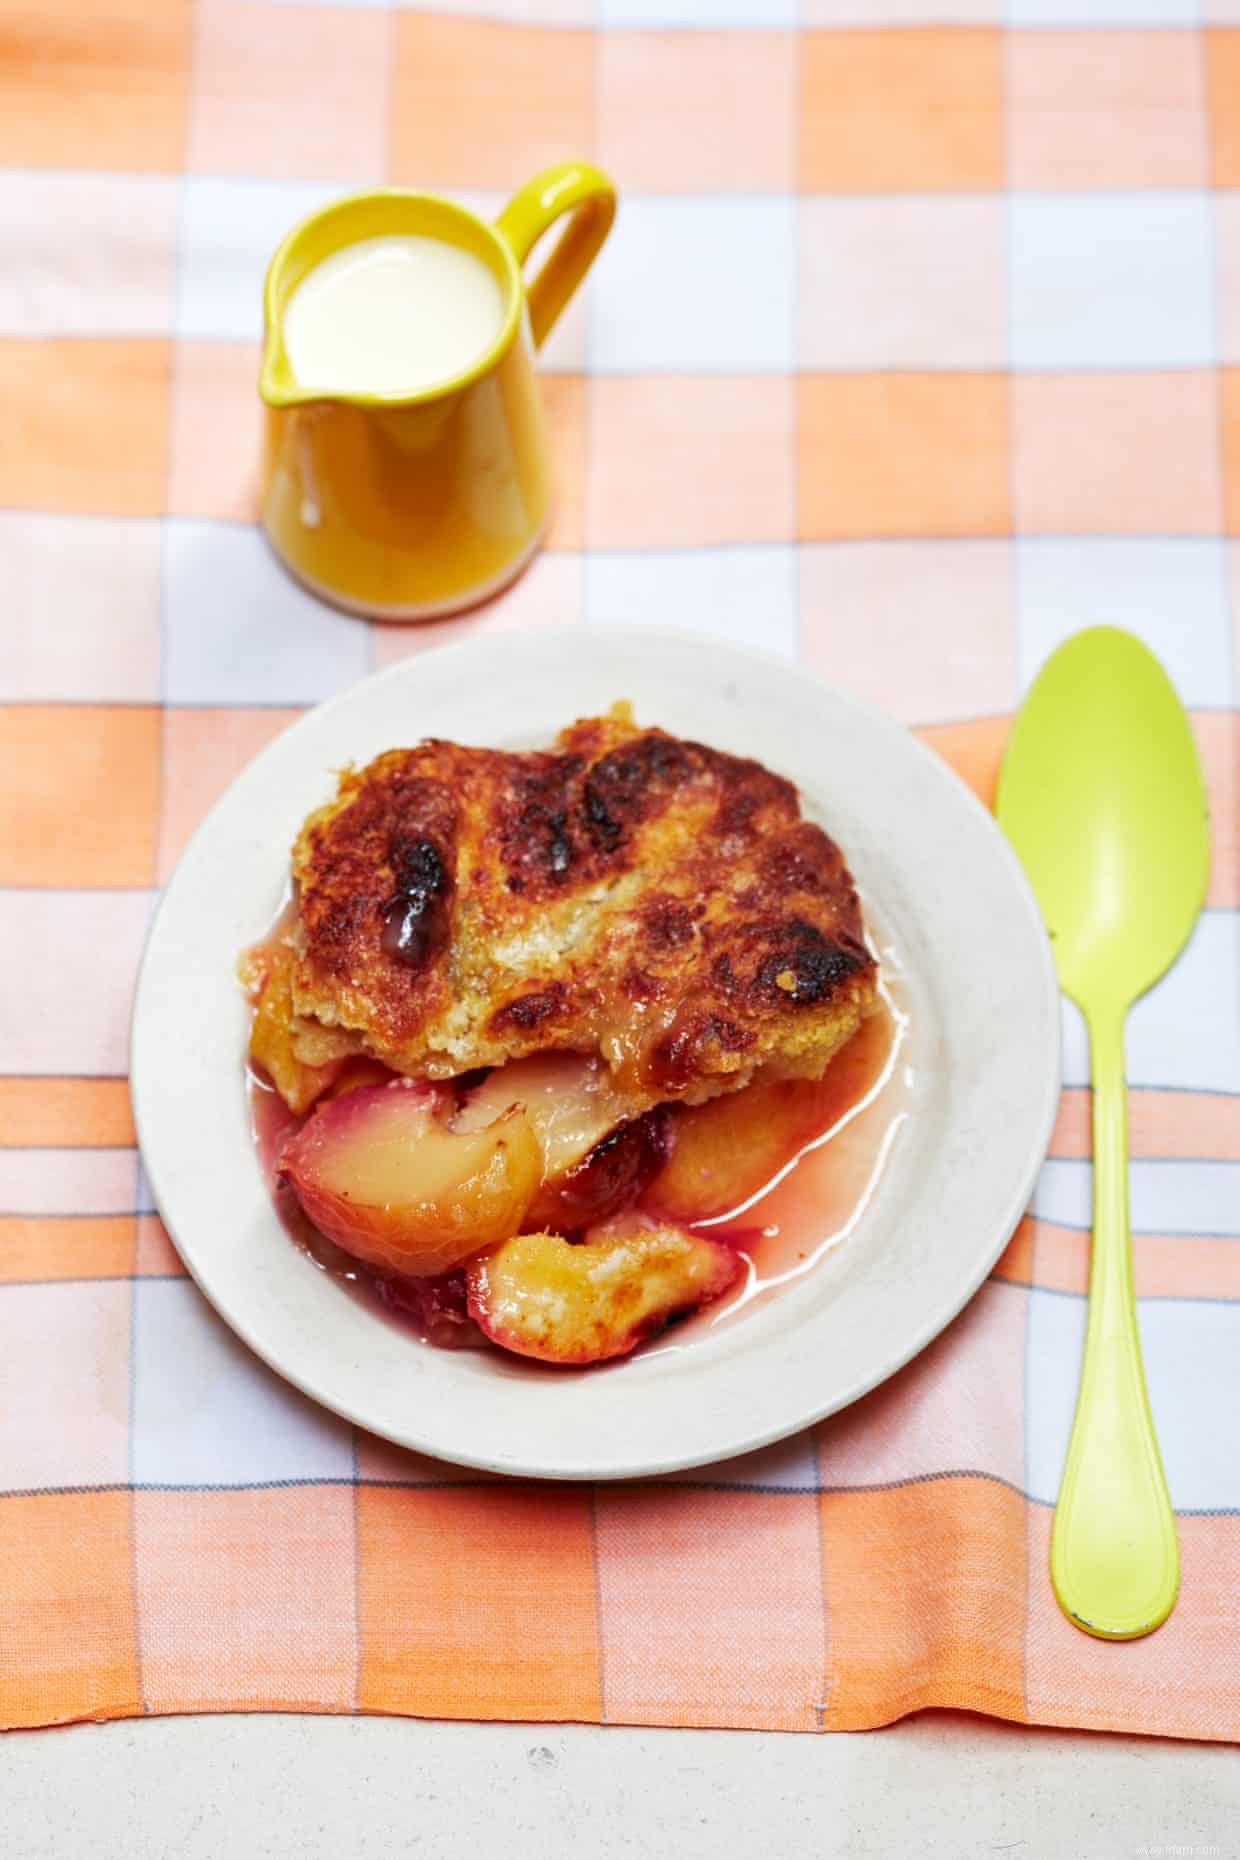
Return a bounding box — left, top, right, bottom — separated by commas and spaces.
1050, 1007, 1180, 1639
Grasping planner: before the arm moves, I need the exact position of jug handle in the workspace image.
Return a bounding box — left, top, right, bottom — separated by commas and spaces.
495, 162, 616, 351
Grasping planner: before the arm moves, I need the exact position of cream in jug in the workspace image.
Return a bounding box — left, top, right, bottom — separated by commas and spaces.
283, 235, 506, 398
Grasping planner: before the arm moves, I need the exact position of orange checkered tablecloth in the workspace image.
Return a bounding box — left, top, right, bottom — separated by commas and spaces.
1, 1, 1239, 1742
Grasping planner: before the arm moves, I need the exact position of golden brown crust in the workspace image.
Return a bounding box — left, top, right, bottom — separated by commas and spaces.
287, 710, 877, 1108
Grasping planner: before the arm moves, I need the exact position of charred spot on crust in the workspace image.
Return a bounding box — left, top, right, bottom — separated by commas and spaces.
708, 918, 871, 1009
380, 835, 451, 970
295, 762, 461, 978
512, 798, 576, 878
583, 783, 622, 851
582, 733, 695, 851
546, 811, 574, 874
391, 836, 445, 897
490, 985, 568, 1033
501, 759, 582, 884
380, 898, 439, 969
751, 921, 870, 1006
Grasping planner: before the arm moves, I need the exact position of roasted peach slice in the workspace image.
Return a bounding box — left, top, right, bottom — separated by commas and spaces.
524, 1109, 668, 1232
279, 1083, 540, 1277
466, 1215, 741, 1365
646, 1072, 842, 1224
455, 1054, 663, 1230
240, 941, 343, 1114
455, 1053, 634, 1176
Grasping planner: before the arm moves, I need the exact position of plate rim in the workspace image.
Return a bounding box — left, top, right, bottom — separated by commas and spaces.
130, 623, 1061, 1481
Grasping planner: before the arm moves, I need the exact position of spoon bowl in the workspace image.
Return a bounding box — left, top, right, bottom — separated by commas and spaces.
998, 627, 1209, 1016
997, 626, 1210, 1640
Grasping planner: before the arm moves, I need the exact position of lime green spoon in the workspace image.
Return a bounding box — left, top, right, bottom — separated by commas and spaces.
997, 627, 1210, 1640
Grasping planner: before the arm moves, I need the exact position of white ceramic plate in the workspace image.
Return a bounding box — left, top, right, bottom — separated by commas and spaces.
131, 627, 1060, 1481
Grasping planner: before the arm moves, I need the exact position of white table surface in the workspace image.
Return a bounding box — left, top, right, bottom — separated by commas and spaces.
1, 1711, 1235, 1857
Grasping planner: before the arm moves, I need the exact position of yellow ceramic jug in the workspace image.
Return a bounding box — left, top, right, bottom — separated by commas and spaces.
258, 163, 615, 621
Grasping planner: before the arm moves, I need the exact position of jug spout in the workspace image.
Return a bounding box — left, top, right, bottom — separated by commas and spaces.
259, 326, 320, 410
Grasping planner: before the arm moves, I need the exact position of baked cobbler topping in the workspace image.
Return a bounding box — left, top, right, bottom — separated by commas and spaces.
243, 709, 884, 1365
